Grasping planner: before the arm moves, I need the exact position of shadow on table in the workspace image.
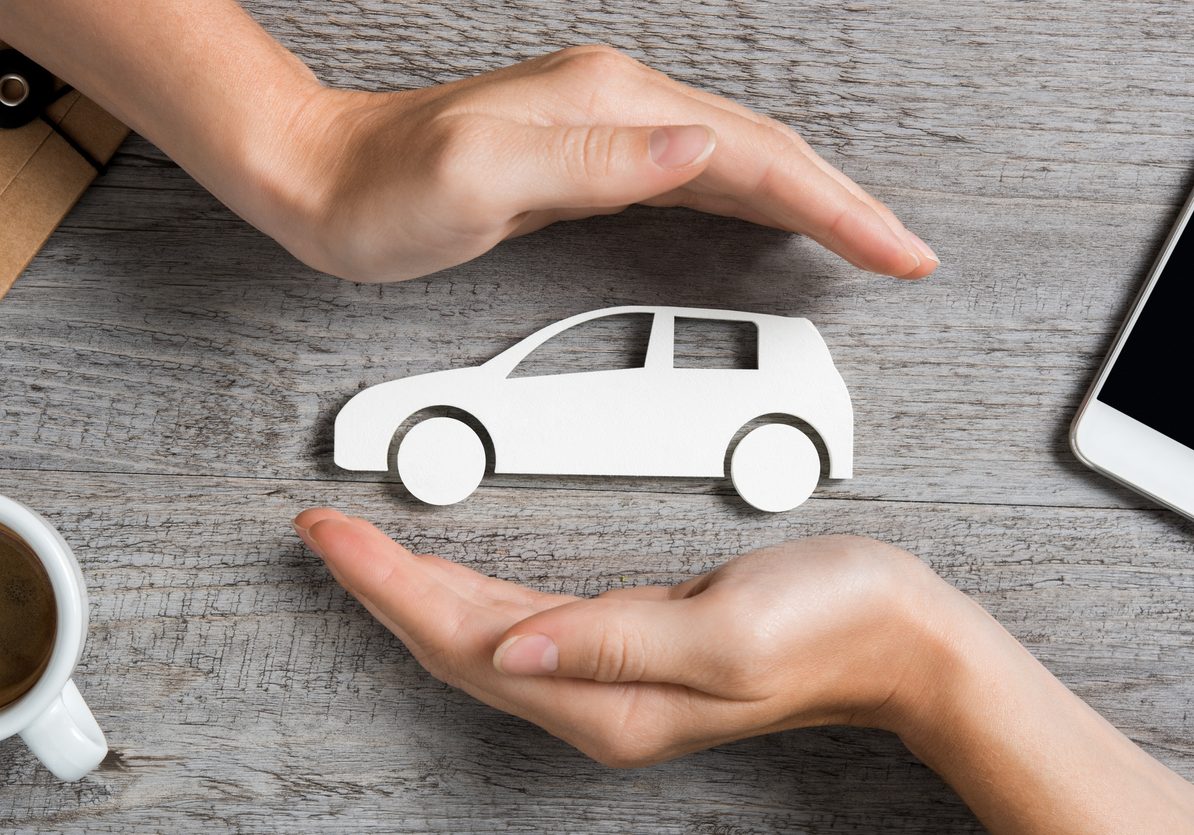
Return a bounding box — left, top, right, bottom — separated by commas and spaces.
440, 694, 984, 833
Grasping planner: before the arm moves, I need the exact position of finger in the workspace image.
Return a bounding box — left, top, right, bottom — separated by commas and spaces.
414, 552, 569, 608
555, 75, 932, 277
292, 510, 424, 649
640, 77, 938, 267
491, 597, 740, 695
293, 507, 357, 585
303, 517, 468, 651
500, 122, 716, 212
694, 134, 923, 277
646, 79, 940, 274
639, 72, 883, 202
641, 188, 792, 230
293, 506, 348, 533
297, 508, 557, 609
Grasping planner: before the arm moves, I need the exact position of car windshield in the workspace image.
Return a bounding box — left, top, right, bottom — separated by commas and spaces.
508, 312, 653, 377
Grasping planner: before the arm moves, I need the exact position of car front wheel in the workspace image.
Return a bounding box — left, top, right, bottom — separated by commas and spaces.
396, 417, 486, 505
730, 424, 821, 512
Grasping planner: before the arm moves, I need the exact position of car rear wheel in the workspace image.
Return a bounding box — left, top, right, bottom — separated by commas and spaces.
730, 424, 820, 512
396, 417, 486, 505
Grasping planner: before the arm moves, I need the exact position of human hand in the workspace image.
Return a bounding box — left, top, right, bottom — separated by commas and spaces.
293, 508, 1194, 831
4, 0, 937, 284
275, 46, 939, 282
293, 508, 945, 766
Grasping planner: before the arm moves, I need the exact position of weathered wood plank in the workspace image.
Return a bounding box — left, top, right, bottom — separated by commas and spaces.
0, 472, 1191, 832
2, 0, 1193, 831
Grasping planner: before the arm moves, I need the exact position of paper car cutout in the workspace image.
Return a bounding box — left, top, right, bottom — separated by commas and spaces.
334, 306, 853, 512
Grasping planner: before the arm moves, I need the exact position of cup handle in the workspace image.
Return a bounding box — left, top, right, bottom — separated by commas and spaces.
18, 679, 108, 780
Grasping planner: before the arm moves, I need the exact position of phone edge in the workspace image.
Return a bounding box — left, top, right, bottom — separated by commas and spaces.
1069, 182, 1194, 519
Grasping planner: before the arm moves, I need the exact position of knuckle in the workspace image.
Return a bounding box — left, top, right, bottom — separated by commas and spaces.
707, 619, 779, 690
425, 116, 484, 198
749, 158, 782, 201
543, 46, 646, 119
826, 534, 917, 568
558, 126, 618, 183
825, 203, 853, 242
583, 701, 667, 768
591, 622, 645, 683
807, 534, 924, 596
587, 739, 653, 769
555, 44, 638, 75
418, 114, 509, 230
592, 628, 626, 683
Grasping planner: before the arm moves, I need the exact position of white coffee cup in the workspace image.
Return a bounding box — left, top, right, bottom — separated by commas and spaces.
0, 495, 107, 780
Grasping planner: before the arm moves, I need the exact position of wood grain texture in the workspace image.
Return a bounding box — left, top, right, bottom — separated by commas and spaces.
2, 0, 1193, 831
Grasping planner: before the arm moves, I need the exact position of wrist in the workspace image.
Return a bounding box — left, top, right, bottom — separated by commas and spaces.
771, 538, 1003, 736
853, 556, 1017, 739
243, 84, 393, 279
872, 570, 1194, 833
231, 81, 349, 254
875, 572, 1045, 762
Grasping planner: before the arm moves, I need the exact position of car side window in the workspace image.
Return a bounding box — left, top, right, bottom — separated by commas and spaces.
673, 317, 758, 369
509, 313, 653, 377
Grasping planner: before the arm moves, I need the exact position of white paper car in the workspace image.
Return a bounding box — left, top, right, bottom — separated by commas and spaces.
334, 306, 853, 512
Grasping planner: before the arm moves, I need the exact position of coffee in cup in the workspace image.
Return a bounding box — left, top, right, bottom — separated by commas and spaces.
0, 496, 107, 780
0, 524, 58, 709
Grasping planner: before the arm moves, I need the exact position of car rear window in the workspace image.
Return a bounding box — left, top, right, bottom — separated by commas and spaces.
673, 317, 758, 370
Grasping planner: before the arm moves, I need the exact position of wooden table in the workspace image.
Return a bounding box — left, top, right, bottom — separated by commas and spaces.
3, 1, 1192, 831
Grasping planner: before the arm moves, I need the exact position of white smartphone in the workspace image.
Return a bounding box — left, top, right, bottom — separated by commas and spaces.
1071, 183, 1194, 520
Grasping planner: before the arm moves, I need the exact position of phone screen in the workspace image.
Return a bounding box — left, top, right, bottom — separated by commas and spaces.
1097, 211, 1194, 449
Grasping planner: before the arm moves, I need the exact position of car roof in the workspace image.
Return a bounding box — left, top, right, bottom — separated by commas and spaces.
483, 306, 816, 373
549, 305, 806, 329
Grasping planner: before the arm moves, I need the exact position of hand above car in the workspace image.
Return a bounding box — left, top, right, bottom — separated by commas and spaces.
276, 45, 941, 282
1, 1, 939, 283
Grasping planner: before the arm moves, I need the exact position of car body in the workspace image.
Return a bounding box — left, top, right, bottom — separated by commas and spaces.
334, 306, 853, 492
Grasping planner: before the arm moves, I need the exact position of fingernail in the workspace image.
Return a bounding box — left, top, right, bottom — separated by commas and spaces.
493, 633, 559, 675
649, 125, 715, 169
293, 520, 324, 558
905, 230, 939, 266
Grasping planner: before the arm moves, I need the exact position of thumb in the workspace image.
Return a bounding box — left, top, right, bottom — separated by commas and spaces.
492, 596, 727, 692
506, 123, 716, 211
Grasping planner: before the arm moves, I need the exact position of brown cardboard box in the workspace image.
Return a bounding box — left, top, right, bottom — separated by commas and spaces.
0, 48, 128, 300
